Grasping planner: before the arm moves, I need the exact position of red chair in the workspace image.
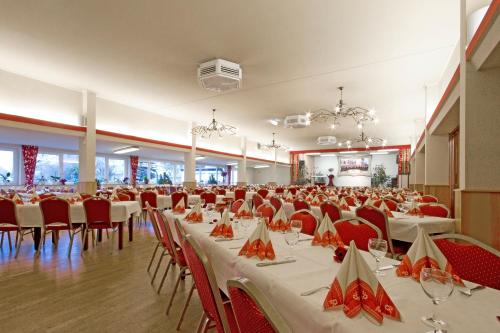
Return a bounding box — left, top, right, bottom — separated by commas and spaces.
39, 193, 56, 200
357, 195, 369, 205
274, 187, 285, 195
194, 188, 204, 195
344, 196, 357, 207
373, 198, 398, 211
183, 234, 238, 333
269, 196, 282, 213
201, 191, 217, 207
140, 191, 158, 223
234, 189, 247, 201
227, 277, 291, 333
82, 197, 119, 253
256, 204, 275, 224
320, 201, 342, 222
80, 193, 92, 200
432, 234, 500, 290
231, 199, 245, 214
39, 197, 83, 257
356, 205, 403, 257
217, 188, 226, 196
292, 198, 310, 211
289, 209, 318, 236
252, 194, 264, 210
333, 218, 382, 251
121, 190, 136, 201
287, 188, 297, 195
171, 191, 188, 209
421, 195, 438, 203
257, 189, 269, 198
419, 203, 450, 218
117, 193, 131, 201
0, 197, 29, 258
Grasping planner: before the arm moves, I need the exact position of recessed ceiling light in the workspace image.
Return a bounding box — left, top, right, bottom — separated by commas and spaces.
305, 152, 321, 156
195, 156, 205, 160
268, 119, 280, 126
320, 153, 336, 157
113, 146, 140, 154
226, 162, 238, 166
339, 151, 359, 154
370, 152, 389, 155
254, 165, 270, 169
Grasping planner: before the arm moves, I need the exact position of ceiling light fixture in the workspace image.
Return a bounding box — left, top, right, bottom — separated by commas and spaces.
339, 151, 359, 154
191, 108, 237, 139
320, 153, 337, 157
259, 132, 289, 151
306, 87, 379, 130
195, 156, 205, 160
254, 165, 270, 169
226, 162, 238, 166
113, 146, 140, 154
336, 130, 387, 150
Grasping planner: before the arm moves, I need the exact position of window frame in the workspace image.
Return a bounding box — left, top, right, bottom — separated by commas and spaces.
134, 157, 184, 185
0, 145, 20, 185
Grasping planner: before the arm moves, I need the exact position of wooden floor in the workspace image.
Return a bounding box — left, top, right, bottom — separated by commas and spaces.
0, 224, 202, 333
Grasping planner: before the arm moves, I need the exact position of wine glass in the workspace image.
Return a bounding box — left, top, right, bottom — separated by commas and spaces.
200, 199, 206, 208
240, 218, 251, 237
368, 238, 388, 275
283, 230, 299, 259
420, 268, 454, 332
290, 219, 302, 234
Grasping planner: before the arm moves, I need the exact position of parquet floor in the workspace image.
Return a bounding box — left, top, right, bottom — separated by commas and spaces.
0, 224, 201, 333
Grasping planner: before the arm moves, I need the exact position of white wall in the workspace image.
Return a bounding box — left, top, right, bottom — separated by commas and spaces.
251, 165, 291, 185
314, 153, 398, 187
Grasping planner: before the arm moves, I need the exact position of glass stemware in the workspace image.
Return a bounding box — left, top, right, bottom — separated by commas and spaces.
240, 218, 251, 237
420, 268, 454, 332
290, 219, 302, 234
283, 230, 299, 259
368, 238, 388, 275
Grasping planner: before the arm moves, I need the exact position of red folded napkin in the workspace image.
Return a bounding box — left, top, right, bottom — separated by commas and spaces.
185, 203, 203, 223
234, 200, 252, 219
173, 198, 186, 214
379, 201, 394, 218
324, 241, 401, 324
268, 206, 289, 232
339, 197, 350, 211
239, 221, 275, 260
406, 201, 422, 216
312, 214, 344, 247
12, 193, 23, 205
396, 228, 464, 286
210, 211, 234, 238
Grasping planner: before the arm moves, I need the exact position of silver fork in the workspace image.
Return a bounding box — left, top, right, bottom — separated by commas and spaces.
300, 285, 331, 296
459, 285, 485, 296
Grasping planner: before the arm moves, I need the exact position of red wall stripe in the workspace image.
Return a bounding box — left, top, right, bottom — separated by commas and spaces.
0, 112, 87, 132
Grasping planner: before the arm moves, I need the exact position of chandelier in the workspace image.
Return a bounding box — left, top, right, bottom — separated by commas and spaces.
191, 108, 237, 139
307, 87, 378, 130
259, 132, 289, 151
337, 130, 387, 149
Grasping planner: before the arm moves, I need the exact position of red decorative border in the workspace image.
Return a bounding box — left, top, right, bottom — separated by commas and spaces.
0, 112, 86, 132
466, 0, 500, 60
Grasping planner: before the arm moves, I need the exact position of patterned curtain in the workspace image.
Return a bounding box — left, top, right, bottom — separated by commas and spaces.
398, 148, 410, 175
22, 145, 39, 187
290, 152, 301, 184
130, 156, 139, 187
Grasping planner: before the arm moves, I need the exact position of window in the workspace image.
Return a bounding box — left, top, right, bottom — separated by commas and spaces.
95, 156, 106, 182
136, 161, 149, 183
136, 160, 178, 184
174, 164, 184, 185
197, 165, 222, 185
108, 159, 126, 183
0, 150, 14, 184
63, 154, 79, 183
35, 153, 60, 184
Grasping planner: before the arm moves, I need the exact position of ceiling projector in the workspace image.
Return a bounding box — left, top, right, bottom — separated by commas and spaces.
198, 58, 242, 92
317, 136, 337, 145
284, 114, 309, 128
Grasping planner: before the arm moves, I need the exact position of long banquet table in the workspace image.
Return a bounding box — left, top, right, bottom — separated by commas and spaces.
162, 194, 225, 208
16, 201, 141, 249
282, 203, 455, 242
164, 210, 499, 333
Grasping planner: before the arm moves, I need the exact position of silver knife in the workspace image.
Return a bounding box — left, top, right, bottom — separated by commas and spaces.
298, 238, 313, 242
256, 259, 296, 267
214, 237, 243, 242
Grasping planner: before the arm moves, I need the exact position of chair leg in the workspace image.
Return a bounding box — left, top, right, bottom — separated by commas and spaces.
147, 242, 160, 272
81, 228, 90, 257
67, 230, 74, 258
157, 259, 173, 294
37, 232, 46, 258
7, 232, 12, 249
151, 251, 165, 283
166, 267, 185, 315
0, 231, 4, 247
197, 313, 210, 333
14, 231, 23, 259
176, 282, 196, 330
110, 228, 116, 254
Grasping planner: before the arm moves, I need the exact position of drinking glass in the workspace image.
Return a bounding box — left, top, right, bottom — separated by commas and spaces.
368, 238, 388, 275
200, 199, 206, 207
284, 230, 299, 259
290, 219, 302, 233
240, 218, 251, 236
420, 268, 454, 332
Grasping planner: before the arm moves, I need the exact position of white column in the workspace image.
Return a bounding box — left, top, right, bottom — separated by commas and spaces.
78, 90, 97, 193
183, 122, 197, 189
237, 136, 247, 186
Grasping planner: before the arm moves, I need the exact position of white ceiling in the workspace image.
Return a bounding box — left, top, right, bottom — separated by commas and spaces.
0, 0, 491, 150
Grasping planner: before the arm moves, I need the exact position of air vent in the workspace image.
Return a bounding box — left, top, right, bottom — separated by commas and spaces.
198, 59, 242, 92
284, 115, 309, 129
317, 136, 337, 145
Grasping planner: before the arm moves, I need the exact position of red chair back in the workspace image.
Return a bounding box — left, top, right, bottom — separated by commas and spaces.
171, 191, 188, 208
201, 191, 217, 205
292, 198, 310, 211
140, 191, 157, 209
0, 197, 19, 230
320, 201, 342, 222
80, 193, 92, 200
118, 193, 131, 201
227, 278, 290, 333
289, 209, 318, 236
183, 235, 234, 333
194, 188, 204, 195
121, 190, 136, 201
373, 199, 398, 211
231, 199, 245, 214
274, 187, 285, 194
357, 195, 369, 205
217, 189, 226, 196
269, 196, 282, 212
333, 218, 381, 251
83, 197, 112, 229
256, 204, 275, 224
419, 203, 450, 218
257, 189, 269, 198
235, 189, 246, 201
252, 194, 264, 210
39, 193, 56, 200
433, 235, 500, 290
288, 188, 297, 195
355, 205, 393, 253
39, 197, 72, 230
421, 195, 438, 203
344, 196, 357, 207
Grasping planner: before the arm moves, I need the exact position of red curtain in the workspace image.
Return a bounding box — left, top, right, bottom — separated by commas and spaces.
130, 156, 139, 186
22, 145, 39, 187
290, 152, 301, 183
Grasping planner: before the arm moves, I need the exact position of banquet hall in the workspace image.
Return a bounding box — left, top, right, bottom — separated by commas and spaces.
0, 1, 499, 332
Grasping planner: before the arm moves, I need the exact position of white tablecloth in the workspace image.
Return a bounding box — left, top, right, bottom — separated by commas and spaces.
225, 191, 275, 201
283, 203, 455, 242
162, 194, 225, 208
16, 201, 141, 228
164, 210, 499, 333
